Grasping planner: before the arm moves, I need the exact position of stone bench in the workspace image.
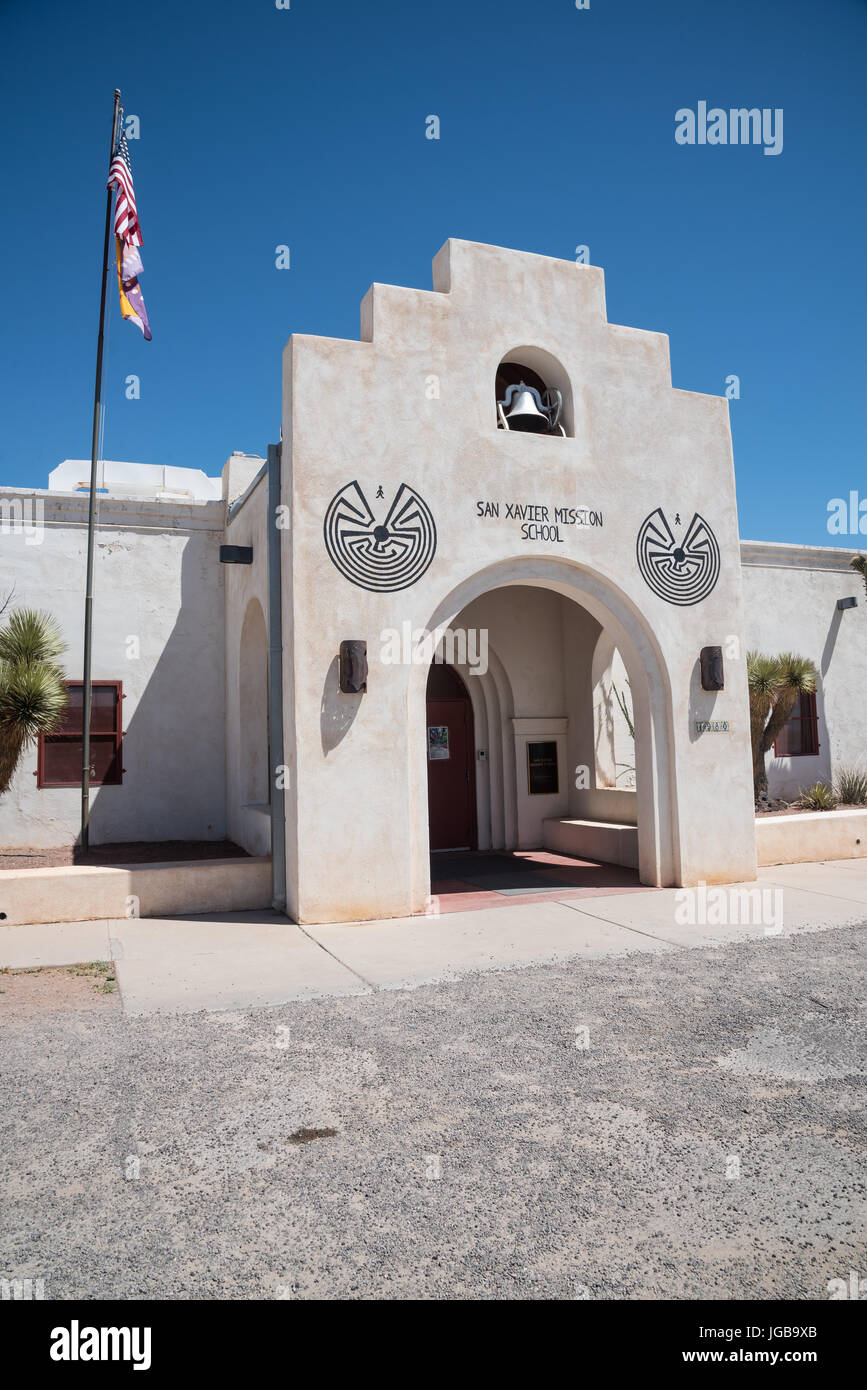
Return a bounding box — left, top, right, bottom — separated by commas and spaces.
543, 817, 639, 869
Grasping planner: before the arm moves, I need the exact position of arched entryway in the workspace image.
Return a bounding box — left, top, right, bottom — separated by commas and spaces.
426, 663, 477, 851
408, 557, 679, 913
420, 585, 653, 909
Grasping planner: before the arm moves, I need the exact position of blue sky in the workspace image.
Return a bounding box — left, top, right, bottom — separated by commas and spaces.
1, 0, 864, 545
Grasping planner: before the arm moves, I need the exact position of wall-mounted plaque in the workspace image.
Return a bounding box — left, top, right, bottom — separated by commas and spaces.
527, 741, 559, 795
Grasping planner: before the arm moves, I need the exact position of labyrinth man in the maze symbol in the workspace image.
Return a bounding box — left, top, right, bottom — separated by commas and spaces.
636, 507, 721, 606
323, 481, 437, 592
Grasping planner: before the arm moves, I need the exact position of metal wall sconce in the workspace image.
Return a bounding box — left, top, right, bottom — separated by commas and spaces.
700, 645, 725, 691
219, 545, 253, 565
339, 640, 368, 694
837, 596, 858, 611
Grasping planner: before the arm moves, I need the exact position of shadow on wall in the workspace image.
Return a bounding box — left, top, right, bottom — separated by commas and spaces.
765, 621, 833, 798
821, 604, 843, 677
765, 682, 832, 800
591, 632, 636, 789
321, 654, 362, 754
688, 655, 721, 745
88, 526, 227, 845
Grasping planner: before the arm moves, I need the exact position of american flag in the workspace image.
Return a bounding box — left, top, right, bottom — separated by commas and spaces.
106, 112, 151, 340
107, 127, 142, 246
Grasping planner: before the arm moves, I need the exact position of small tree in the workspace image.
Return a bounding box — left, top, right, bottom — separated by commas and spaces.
747, 650, 817, 802
0, 609, 68, 796
850, 553, 867, 599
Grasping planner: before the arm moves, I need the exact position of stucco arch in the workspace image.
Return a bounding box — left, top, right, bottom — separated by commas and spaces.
408, 555, 679, 909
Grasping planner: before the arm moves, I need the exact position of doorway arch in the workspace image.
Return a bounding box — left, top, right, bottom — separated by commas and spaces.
426, 664, 477, 851
407, 556, 678, 910
423, 633, 516, 852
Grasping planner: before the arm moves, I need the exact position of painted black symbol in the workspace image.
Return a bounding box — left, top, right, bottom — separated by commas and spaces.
323, 481, 437, 592
375, 485, 384, 499
674, 512, 681, 525
636, 508, 720, 606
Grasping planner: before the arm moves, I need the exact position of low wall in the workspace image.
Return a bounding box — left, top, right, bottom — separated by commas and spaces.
571, 787, 638, 827
756, 809, 867, 867
544, 816, 639, 869
236, 803, 272, 858
0, 857, 272, 927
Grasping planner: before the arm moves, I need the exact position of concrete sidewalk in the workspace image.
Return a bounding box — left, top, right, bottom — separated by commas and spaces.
1, 860, 864, 1016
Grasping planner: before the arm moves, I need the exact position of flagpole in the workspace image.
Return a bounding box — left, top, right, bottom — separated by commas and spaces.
81, 88, 122, 851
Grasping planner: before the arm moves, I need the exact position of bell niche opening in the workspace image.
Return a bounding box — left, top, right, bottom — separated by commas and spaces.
495, 349, 571, 437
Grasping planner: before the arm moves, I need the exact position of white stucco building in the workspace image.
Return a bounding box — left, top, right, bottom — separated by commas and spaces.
1, 241, 864, 923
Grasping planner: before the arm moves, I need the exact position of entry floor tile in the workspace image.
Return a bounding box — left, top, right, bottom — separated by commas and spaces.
428, 849, 656, 914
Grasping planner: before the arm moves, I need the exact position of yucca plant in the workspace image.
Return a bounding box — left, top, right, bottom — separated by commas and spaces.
850, 553, 867, 598
747, 651, 779, 798
797, 781, 839, 811
747, 650, 818, 801
834, 765, 867, 806
0, 609, 68, 796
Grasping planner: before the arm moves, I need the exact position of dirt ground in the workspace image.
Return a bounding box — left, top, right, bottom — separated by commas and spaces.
0, 840, 249, 870
0, 962, 120, 1019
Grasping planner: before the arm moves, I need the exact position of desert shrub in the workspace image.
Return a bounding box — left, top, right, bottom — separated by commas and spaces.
797, 781, 839, 811
0, 609, 67, 796
834, 765, 867, 805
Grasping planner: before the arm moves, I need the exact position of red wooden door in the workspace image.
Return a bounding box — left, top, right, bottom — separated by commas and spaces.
426, 666, 476, 852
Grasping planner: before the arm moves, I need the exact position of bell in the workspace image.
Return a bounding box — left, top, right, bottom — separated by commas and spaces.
501, 382, 550, 433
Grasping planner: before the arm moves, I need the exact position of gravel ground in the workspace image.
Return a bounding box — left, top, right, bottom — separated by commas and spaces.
1, 925, 865, 1301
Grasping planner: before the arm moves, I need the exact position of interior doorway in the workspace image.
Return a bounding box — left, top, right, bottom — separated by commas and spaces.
426, 663, 476, 851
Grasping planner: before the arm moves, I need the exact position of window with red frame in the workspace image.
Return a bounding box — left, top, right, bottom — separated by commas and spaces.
37, 681, 124, 787
773, 690, 819, 758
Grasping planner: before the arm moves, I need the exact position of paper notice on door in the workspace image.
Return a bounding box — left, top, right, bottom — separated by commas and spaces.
428, 725, 450, 760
